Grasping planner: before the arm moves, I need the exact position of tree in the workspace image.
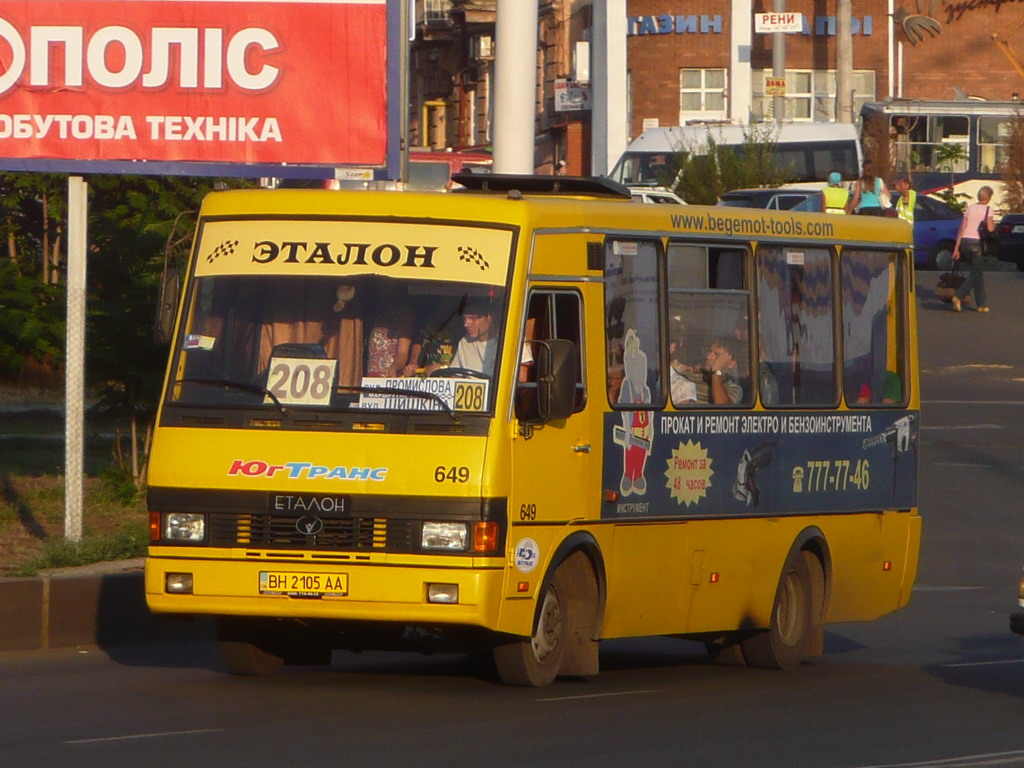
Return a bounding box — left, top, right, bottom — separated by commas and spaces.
672, 125, 794, 206
1002, 112, 1024, 213
861, 112, 892, 182
934, 143, 970, 211
0, 173, 252, 488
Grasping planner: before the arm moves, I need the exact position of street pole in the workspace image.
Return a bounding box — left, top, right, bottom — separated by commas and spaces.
836, 0, 853, 123
772, 0, 786, 124
64, 176, 87, 543
492, 0, 538, 174
592, 0, 628, 176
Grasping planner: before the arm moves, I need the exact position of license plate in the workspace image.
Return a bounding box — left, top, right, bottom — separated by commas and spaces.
1013, 225, 1024, 233
259, 571, 348, 598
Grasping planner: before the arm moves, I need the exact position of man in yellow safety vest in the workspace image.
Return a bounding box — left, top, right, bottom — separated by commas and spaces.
894, 174, 916, 225
821, 171, 849, 214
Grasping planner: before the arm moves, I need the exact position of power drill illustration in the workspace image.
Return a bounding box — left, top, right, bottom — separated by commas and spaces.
733, 441, 778, 507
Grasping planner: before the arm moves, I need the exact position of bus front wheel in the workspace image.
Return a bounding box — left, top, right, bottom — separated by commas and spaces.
741, 550, 816, 670
493, 569, 570, 686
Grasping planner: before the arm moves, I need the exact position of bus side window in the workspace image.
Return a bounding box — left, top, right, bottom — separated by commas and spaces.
841, 251, 906, 406
516, 290, 586, 421
605, 240, 662, 408
667, 242, 753, 407
756, 247, 837, 407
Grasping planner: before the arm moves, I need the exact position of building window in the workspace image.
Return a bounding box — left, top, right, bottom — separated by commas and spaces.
423, 0, 451, 25
753, 70, 875, 122
679, 68, 727, 122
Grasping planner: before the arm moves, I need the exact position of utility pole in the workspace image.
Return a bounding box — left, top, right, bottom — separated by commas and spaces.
836, 0, 853, 123
592, 0, 628, 176
772, 0, 786, 124
492, 0, 538, 174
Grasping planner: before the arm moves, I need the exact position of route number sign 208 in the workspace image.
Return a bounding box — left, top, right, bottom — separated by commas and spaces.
264, 357, 338, 406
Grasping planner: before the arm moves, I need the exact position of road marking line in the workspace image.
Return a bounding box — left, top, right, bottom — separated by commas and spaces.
65, 728, 221, 745
850, 748, 1024, 767
941, 658, 1024, 668
919, 425, 1003, 430
932, 462, 991, 468
912, 585, 984, 591
924, 399, 1024, 405
537, 689, 656, 702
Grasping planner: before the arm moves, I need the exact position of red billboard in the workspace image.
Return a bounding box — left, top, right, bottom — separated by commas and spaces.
0, 0, 389, 169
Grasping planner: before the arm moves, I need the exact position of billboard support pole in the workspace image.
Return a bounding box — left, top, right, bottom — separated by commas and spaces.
64, 176, 88, 543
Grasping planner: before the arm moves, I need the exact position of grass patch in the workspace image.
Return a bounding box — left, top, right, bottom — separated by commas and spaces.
0, 396, 151, 576
12, 523, 148, 577
0, 474, 149, 577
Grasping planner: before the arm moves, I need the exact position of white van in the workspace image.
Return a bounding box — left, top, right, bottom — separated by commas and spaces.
611, 122, 862, 189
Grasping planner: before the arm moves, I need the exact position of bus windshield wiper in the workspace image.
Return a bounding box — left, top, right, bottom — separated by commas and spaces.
336, 384, 459, 421
175, 378, 289, 416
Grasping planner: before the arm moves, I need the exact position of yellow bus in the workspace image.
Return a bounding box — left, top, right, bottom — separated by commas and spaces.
145, 175, 920, 685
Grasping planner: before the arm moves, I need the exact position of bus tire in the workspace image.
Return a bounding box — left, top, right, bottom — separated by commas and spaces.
741, 550, 814, 670
493, 565, 571, 686
216, 618, 285, 676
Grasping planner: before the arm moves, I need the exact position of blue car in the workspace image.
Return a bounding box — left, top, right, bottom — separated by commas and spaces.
791, 192, 962, 269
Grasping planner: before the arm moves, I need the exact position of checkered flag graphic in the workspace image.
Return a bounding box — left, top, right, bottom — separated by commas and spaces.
457, 245, 490, 271
206, 239, 239, 263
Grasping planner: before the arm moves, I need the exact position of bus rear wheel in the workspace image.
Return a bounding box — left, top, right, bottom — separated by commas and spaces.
493, 569, 569, 686
741, 550, 815, 670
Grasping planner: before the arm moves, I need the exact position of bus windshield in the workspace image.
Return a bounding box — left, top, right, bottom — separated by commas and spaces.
164, 216, 514, 416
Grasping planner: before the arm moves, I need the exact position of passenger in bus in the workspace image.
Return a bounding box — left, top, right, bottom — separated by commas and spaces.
821, 171, 850, 214
365, 283, 414, 378
668, 319, 698, 405
846, 160, 890, 216
702, 339, 744, 405
855, 371, 902, 405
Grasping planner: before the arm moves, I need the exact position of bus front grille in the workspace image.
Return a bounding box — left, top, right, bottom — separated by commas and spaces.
209, 513, 418, 551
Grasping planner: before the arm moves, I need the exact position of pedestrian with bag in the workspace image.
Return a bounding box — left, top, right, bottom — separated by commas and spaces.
846, 160, 890, 216
821, 171, 849, 214
951, 186, 996, 313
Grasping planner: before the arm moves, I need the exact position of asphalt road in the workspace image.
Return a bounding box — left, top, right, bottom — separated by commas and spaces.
3, 271, 1024, 768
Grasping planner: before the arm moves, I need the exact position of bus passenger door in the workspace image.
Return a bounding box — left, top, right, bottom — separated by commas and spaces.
510, 289, 597, 544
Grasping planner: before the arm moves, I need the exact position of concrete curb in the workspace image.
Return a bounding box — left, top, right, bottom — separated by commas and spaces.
0, 559, 212, 651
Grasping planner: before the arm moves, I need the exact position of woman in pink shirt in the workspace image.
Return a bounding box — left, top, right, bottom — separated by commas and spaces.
952, 186, 996, 313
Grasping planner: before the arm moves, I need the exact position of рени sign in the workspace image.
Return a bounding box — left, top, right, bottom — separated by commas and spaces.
0, 0, 388, 167
754, 12, 804, 33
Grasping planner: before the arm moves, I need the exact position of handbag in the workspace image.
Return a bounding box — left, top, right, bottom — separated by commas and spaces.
978, 205, 994, 255
936, 263, 965, 302
879, 181, 892, 211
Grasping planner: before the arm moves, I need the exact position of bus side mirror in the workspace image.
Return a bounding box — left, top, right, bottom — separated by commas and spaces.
537, 339, 577, 423
153, 267, 180, 345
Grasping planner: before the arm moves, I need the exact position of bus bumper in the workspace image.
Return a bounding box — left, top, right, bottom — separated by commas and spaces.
145, 553, 505, 630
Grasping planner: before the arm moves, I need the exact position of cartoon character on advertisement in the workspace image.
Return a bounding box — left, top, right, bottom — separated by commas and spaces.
613, 329, 653, 496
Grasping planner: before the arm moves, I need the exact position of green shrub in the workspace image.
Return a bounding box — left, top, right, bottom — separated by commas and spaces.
15, 523, 148, 576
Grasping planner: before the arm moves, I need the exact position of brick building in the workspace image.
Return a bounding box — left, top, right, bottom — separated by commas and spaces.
409, 1, 1024, 173
627, 1, 1024, 138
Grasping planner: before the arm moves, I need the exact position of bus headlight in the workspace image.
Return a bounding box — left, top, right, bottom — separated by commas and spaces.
421, 522, 468, 551
164, 513, 205, 542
